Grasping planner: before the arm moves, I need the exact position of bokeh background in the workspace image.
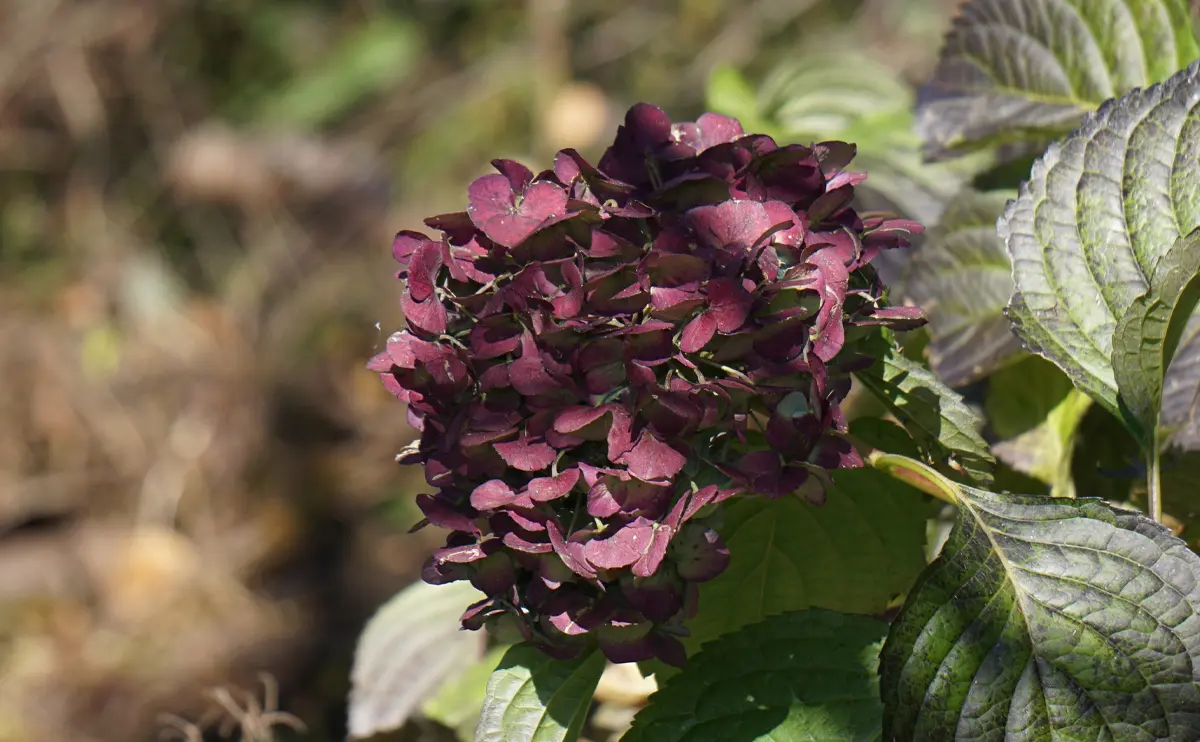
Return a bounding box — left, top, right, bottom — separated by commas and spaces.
0, 1, 959, 740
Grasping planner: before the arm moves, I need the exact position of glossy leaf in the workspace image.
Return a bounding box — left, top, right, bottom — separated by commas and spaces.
1001, 60, 1200, 427
625, 610, 887, 742
474, 644, 605, 742
917, 0, 1200, 158
906, 189, 1022, 386
1113, 229, 1200, 446
348, 580, 487, 739
855, 346, 995, 485
880, 484, 1200, 740
682, 467, 932, 655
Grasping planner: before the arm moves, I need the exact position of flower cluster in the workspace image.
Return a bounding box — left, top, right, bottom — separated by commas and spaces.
370, 103, 924, 665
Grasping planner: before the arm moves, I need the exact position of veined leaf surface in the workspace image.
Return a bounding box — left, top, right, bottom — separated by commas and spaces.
880, 485, 1200, 740
917, 0, 1199, 158
626, 610, 887, 742
1001, 60, 1200, 426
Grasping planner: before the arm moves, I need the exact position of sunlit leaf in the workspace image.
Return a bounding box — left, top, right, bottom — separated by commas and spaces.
625, 610, 887, 742
348, 580, 486, 739
474, 644, 605, 742
917, 0, 1199, 158
881, 484, 1200, 740
682, 467, 932, 656
1113, 229, 1200, 446
855, 345, 995, 485
906, 189, 1023, 386
1001, 60, 1200, 433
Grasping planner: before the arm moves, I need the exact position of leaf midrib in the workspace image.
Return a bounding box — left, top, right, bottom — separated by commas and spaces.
957, 495, 1175, 738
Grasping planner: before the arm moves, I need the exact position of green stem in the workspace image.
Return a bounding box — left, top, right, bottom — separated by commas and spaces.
1147, 431, 1163, 523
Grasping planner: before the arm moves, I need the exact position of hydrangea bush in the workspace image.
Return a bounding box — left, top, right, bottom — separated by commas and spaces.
354, 3, 1200, 741
369, 103, 924, 665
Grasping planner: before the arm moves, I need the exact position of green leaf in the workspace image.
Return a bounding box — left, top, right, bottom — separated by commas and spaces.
348, 580, 486, 739
1001, 60, 1200, 429
880, 484, 1200, 740
906, 189, 1024, 386
987, 357, 1093, 498
624, 610, 887, 742
917, 0, 1200, 159
473, 644, 604, 742
682, 467, 933, 656
1113, 229, 1200, 446
1163, 313, 1200, 449
855, 347, 996, 485
423, 646, 508, 741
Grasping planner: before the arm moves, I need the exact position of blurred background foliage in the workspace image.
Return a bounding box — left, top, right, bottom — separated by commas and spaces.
0, 0, 958, 740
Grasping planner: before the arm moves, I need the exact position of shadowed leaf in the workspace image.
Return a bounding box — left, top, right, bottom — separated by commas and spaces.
855, 346, 995, 485
906, 189, 1022, 386
681, 467, 933, 657
625, 610, 887, 742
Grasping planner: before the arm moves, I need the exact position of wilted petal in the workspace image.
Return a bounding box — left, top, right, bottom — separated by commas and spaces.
584, 518, 659, 570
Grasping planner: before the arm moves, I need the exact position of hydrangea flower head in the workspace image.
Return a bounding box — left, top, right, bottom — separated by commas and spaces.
370, 103, 924, 665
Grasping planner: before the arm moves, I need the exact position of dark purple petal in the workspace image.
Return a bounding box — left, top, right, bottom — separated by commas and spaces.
584, 518, 659, 570
679, 311, 717, 352
688, 200, 775, 254
467, 174, 569, 248
493, 436, 557, 472
619, 431, 686, 482
526, 468, 581, 502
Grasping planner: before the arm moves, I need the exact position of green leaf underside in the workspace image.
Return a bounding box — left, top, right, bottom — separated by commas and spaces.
1113, 229, 1200, 445
683, 467, 933, 657
348, 580, 486, 739
906, 189, 1023, 386
625, 610, 887, 742
1001, 59, 1200, 427
916, 0, 1199, 158
855, 348, 996, 486
987, 356, 1093, 498
474, 644, 605, 742
423, 646, 508, 741
1163, 313, 1200, 449
880, 485, 1200, 741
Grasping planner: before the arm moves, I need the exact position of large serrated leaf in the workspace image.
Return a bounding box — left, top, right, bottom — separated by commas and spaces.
880, 484, 1200, 741
917, 0, 1200, 159
473, 644, 604, 742
624, 610, 887, 742
682, 467, 933, 656
855, 347, 995, 485
906, 189, 1023, 386
1001, 60, 1200, 426
348, 579, 486, 739
1113, 229, 1200, 445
